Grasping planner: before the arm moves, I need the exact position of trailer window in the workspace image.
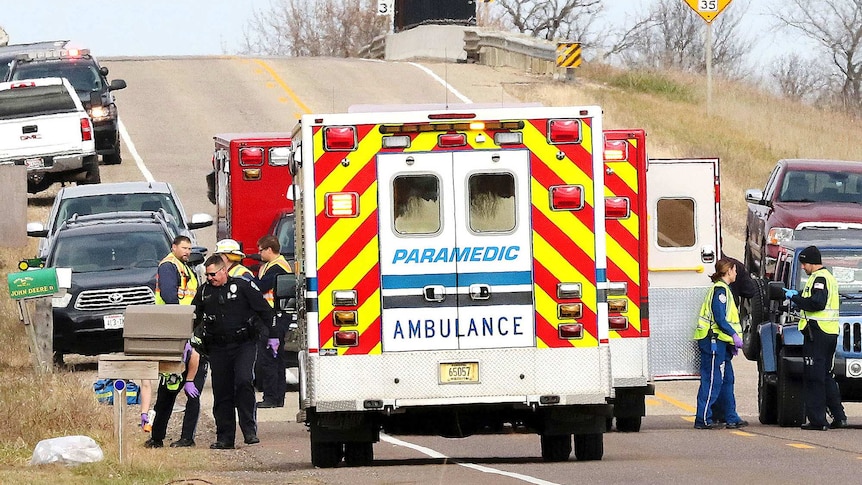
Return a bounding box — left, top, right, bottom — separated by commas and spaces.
656, 198, 695, 248
468, 173, 515, 233
393, 175, 440, 234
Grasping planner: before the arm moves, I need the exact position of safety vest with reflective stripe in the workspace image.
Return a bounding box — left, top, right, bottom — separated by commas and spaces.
155, 254, 198, 305
228, 263, 253, 280
694, 281, 741, 343
799, 267, 839, 335
258, 255, 292, 307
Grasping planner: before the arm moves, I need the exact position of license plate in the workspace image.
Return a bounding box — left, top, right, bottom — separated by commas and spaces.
104, 314, 124, 329
439, 362, 479, 384
24, 158, 44, 169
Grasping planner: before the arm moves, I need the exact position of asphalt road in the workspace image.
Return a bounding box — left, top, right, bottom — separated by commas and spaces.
31, 56, 862, 483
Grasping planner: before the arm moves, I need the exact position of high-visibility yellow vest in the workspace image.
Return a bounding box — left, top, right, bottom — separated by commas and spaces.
799, 267, 839, 335
694, 280, 741, 343
258, 255, 292, 307
228, 263, 253, 279
155, 254, 198, 305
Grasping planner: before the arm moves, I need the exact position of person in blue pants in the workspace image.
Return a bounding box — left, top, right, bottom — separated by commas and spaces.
693, 258, 748, 430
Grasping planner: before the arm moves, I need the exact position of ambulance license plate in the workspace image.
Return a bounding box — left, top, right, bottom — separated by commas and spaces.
439, 362, 479, 384
24, 158, 44, 169
104, 314, 124, 329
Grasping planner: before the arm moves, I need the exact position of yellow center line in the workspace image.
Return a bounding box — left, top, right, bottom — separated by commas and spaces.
252, 59, 312, 114
654, 391, 696, 413
731, 431, 755, 437
787, 443, 815, 449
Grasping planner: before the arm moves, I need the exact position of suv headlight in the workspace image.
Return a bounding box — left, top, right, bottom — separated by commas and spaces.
52, 293, 73, 308
767, 227, 793, 245
88, 104, 117, 122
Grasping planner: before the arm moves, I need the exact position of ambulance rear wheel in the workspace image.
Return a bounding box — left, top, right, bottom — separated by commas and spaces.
311, 441, 343, 468
540, 434, 572, 462
574, 433, 603, 461
344, 442, 373, 467
615, 416, 642, 433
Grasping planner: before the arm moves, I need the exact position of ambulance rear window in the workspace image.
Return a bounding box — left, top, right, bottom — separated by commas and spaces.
469, 173, 515, 233
656, 197, 695, 247
393, 175, 440, 234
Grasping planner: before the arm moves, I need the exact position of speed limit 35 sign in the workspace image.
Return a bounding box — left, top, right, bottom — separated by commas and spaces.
683, 0, 733, 23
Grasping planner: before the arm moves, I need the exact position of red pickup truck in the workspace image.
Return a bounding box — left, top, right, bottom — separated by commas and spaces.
744, 158, 862, 277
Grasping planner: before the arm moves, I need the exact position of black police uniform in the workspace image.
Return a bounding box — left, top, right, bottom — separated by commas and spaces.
192, 276, 273, 447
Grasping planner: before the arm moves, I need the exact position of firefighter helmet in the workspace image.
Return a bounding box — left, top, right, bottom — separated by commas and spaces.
215, 238, 245, 258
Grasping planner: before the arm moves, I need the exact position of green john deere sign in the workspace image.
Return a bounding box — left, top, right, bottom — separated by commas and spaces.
7, 268, 58, 300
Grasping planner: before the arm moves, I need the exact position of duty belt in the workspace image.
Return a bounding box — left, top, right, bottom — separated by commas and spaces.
207, 326, 254, 345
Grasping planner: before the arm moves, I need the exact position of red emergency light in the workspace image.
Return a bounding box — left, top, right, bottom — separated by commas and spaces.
80, 118, 93, 141
605, 197, 630, 219
548, 119, 581, 144
438, 133, 467, 147
334, 330, 359, 347
609, 316, 629, 331
558, 323, 583, 339
239, 147, 264, 166
603, 139, 628, 161
324, 126, 357, 151
550, 185, 584, 211
325, 192, 359, 218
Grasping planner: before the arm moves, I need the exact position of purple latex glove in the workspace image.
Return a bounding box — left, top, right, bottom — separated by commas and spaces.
183, 381, 200, 398
140, 413, 149, 428
732, 333, 744, 349
267, 338, 280, 358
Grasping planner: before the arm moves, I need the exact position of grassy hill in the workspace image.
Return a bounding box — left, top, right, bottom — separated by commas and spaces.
509, 63, 862, 243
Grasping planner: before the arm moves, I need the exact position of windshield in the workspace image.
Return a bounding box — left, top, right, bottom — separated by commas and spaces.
50, 230, 170, 273
12, 61, 102, 93
797, 250, 862, 294
779, 170, 862, 203
55, 194, 183, 230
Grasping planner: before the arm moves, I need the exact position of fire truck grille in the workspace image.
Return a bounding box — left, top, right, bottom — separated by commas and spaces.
74, 286, 155, 311
842, 321, 862, 354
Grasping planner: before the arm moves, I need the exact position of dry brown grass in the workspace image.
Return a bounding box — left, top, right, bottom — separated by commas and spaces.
507, 63, 862, 240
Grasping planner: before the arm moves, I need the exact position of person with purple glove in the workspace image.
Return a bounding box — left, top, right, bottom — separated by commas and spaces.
193, 255, 274, 449
788, 245, 847, 431
254, 235, 293, 408
144, 340, 206, 448
693, 258, 748, 430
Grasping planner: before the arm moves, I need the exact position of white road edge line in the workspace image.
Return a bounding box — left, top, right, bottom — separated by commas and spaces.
380, 433, 561, 485
118, 118, 154, 183
408, 62, 473, 104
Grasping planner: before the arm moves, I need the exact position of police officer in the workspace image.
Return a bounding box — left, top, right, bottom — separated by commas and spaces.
693, 258, 747, 430
192, 255, 275, 449
785, 245, 848, 430
254, 235, 293, 408
215, 238, 255, 282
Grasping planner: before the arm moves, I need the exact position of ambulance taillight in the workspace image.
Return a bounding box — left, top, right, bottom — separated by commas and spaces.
605, 197, 630, 219
438, 133, 466, 147
239, 147, 263, 165
325, 192, 359, 218
603, 139, 628, 161
548, 119, 581, 144
334, 331, 359, 347
324, 126, 357, 151
550, 185, 584, 211
558, 324, 584, 339
608, 316, 629, 331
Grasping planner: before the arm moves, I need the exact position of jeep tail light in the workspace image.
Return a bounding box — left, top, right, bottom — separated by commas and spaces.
548, 119, 581, 144
324, 126, 357, 151
605, 197, 630, 219
559, 323, 583, 339
325, 192, 359, 218
604, 139, 628, 161
80, 117, 93, 141
609, 316, 629, 331
438, 133, 466, 147
550, 185, 584, 211
239, 147, 264, 167
334, 330, 359, 347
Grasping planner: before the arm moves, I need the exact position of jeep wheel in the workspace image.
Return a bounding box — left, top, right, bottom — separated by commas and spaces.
776, 348, 804, 427
80, 156, 101, 185
757, 359, 777, 424
742, 278, 767, 360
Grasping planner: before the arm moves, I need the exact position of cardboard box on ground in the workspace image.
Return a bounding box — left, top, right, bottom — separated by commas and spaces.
123, 305, 194, 356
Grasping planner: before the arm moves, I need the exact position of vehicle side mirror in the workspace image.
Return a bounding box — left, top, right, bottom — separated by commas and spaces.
100, 66, 109, 77
745, 189, 763, 204
188, 251, 205, 266
767, 281, 786, 301
109, 79, 127, 91
27, 222, 48, 238
275, 274, 297, 311
188, 213, 214, 230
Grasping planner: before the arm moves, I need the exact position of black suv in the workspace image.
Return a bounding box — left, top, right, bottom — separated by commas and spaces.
44, 212, 175, 363
8, 47, 126, 164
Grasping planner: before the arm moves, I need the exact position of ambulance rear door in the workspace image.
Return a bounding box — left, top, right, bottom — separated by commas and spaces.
646, 158, 721, 379
377, 149, 535, 352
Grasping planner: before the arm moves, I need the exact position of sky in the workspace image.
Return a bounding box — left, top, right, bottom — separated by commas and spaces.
1, 0, 794, 62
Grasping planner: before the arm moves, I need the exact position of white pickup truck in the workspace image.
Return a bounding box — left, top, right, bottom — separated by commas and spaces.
0, 77, 100, 193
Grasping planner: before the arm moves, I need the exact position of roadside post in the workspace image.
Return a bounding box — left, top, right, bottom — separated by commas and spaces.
112, 379, 127, 463
682, 0, 734, 116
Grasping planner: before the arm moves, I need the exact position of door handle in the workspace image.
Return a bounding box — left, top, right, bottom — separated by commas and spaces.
424, 285, 445, 302
469, 284, 491, 300
701, 244, 716, 263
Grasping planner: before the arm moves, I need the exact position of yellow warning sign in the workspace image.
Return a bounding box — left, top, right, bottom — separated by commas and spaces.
556, 42, 581, 68
682, 0, 733, 23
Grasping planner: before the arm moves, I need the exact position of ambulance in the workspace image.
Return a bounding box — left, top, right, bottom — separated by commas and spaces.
206, 132, 293, 266
287, 105, 614, 467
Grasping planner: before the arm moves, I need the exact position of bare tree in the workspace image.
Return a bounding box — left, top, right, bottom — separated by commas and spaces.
241, 0, 389, 57
494, 0, 604, 47
771, 0, 862, 113
610, 0, 751, 77
770, 53, 831, 102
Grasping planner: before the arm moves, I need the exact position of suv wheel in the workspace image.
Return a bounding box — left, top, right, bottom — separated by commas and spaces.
102, 139, 122, 165
742, 278, 767, 360
80, 156, 101, 185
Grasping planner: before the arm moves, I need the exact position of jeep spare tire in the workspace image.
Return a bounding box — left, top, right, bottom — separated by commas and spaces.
742, 278, 767, 361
